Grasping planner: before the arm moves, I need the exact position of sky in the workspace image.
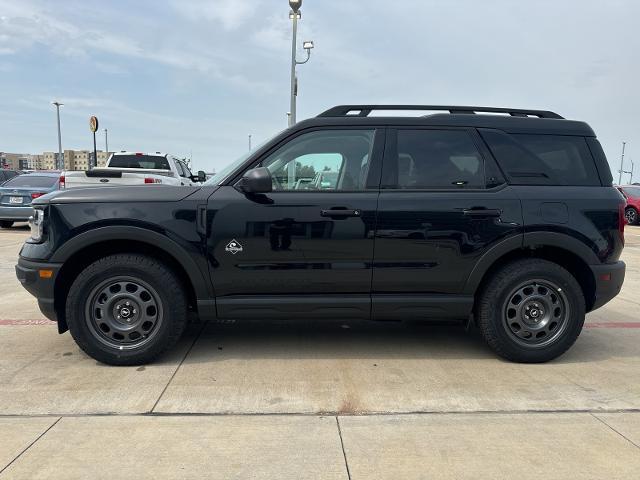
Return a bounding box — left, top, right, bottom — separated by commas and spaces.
0, 0, 639, 178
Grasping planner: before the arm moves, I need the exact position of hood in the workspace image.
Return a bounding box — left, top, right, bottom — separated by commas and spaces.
33, 185, 203, 205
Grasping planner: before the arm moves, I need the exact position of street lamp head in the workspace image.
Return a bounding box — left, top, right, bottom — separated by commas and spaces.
52, 101, 64, 107
289, 0, 302, 12
303, 40, 314, 50
289, 10, 301, 19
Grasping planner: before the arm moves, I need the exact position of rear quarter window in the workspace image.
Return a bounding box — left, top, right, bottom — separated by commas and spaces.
480, 129, 601, 186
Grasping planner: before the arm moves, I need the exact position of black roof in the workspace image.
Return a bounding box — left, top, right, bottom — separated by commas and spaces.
294, 105, 595, 137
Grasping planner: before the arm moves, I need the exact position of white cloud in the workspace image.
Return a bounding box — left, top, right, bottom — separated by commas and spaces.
169, 0, 260, 30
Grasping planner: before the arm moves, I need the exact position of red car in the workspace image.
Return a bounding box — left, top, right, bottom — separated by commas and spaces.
617, 185, 640, 225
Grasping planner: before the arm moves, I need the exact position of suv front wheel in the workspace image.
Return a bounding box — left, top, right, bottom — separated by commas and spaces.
476, 258, 585, 363
66, 254, 188, 365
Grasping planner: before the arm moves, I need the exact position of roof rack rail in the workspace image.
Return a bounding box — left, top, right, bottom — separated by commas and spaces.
317, 105, 564, 120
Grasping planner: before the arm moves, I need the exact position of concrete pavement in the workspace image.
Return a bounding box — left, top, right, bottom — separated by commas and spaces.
1, 223, 639, 478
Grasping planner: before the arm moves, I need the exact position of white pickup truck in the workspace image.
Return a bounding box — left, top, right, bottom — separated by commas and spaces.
61, 152, 206, 189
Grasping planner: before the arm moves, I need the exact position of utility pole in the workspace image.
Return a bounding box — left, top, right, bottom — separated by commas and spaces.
289, 1, 300, 127
52, 101, 63, 170
619, 141, 627, 185
248, 134, 252, 151
104, 128, 109, 153
288, 0, 314, 127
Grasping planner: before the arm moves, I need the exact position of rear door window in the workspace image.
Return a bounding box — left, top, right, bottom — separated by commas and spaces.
480, 130, 601, 186
383, 129, 486, 189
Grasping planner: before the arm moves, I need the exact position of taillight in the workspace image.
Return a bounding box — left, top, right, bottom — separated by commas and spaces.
619, 203, 626, 245
31, 192, 45, 199
59, 175, 65, 189
144, 178, 161, 184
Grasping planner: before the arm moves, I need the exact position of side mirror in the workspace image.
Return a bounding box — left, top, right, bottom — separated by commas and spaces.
237, 167, 272, 194
190, 170, 207, 183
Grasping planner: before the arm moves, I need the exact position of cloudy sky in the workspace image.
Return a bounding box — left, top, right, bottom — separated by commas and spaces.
1, 0, 639, 177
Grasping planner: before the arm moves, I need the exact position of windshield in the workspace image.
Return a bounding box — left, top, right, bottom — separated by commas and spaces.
109, 155, 170, 170
2, 175, 57, 188
203, 133, 281, 186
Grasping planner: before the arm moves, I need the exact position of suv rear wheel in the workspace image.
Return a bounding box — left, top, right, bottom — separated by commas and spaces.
477, 258, 585, 363
66, 254, 187, 365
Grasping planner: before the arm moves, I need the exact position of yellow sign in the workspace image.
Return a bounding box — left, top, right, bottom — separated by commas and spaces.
89, 116, 99, 133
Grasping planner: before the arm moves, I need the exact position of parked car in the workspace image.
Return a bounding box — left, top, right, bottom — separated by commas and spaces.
0, 172, 60, 228
16, 105, 625, 366
616, 185, 640, 225
61, 152, 206, 189
0, 169, 21, 185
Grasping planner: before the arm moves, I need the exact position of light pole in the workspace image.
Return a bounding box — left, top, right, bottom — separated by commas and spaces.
288, 0, 314, 127
52, 101, 63, 170
104, 128, 109, 153
619, 141, 627, 185
248, 134, 252, 151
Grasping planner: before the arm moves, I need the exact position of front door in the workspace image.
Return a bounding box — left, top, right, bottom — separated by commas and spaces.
372, 127, 522, 320
208, 127, 384, 319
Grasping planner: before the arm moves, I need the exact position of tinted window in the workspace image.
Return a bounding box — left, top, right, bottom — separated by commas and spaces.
3, 175, 57, 188
261, 130, 375, 191
108, 155, 170, 170
386, 129, 485, 189
480, 130, 600, 186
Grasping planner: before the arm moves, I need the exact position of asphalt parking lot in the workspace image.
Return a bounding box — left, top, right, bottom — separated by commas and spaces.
1, 224, 640, 479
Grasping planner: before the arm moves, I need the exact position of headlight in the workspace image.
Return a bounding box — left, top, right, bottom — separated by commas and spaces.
28, 208, 45, 243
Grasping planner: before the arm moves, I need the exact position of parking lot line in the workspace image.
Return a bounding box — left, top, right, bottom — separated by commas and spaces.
0, 319, 56, 325
585, 322, 640, 329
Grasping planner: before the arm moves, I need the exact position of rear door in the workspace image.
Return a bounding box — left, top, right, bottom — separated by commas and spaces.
207, 127, 385, 319
372, 127, 522, 319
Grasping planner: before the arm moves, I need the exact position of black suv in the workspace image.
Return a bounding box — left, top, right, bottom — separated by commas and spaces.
16, 105, 626, 365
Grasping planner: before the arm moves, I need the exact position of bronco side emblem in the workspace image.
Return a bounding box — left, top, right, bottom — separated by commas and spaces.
225, 239, 243, 255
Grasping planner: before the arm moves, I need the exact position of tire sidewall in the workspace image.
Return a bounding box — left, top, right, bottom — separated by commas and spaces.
67, 256, 186, 364
481, 261, 585, 362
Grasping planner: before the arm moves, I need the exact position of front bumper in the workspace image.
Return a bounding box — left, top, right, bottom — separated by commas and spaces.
0, 205, 33, 221
590, 261, 625, 311
15, 257, 63, 322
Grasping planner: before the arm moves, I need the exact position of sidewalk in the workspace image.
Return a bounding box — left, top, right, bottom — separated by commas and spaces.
2, 412, 639, 479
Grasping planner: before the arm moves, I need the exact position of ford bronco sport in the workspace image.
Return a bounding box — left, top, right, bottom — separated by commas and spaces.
16, 105, 626, 365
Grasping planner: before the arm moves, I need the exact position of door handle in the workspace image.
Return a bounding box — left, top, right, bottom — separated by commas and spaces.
320, 208, 362, 218
462, 208, 502, 218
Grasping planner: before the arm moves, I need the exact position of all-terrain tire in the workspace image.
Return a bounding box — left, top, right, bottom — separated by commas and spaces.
66, 254, 188, 366
476, 258, 585, 363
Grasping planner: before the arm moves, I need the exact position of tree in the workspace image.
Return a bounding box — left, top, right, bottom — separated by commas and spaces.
296, 161, 316, 178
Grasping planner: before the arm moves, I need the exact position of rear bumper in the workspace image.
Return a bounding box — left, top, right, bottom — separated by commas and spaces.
590, 261, 625, 311
15, 257, 63, 322
0, 205, 33, 221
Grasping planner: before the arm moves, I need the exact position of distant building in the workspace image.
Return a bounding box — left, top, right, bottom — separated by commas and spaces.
43, 152, 57, 170
42, 150, 113, 170
0, 153, 29, 170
